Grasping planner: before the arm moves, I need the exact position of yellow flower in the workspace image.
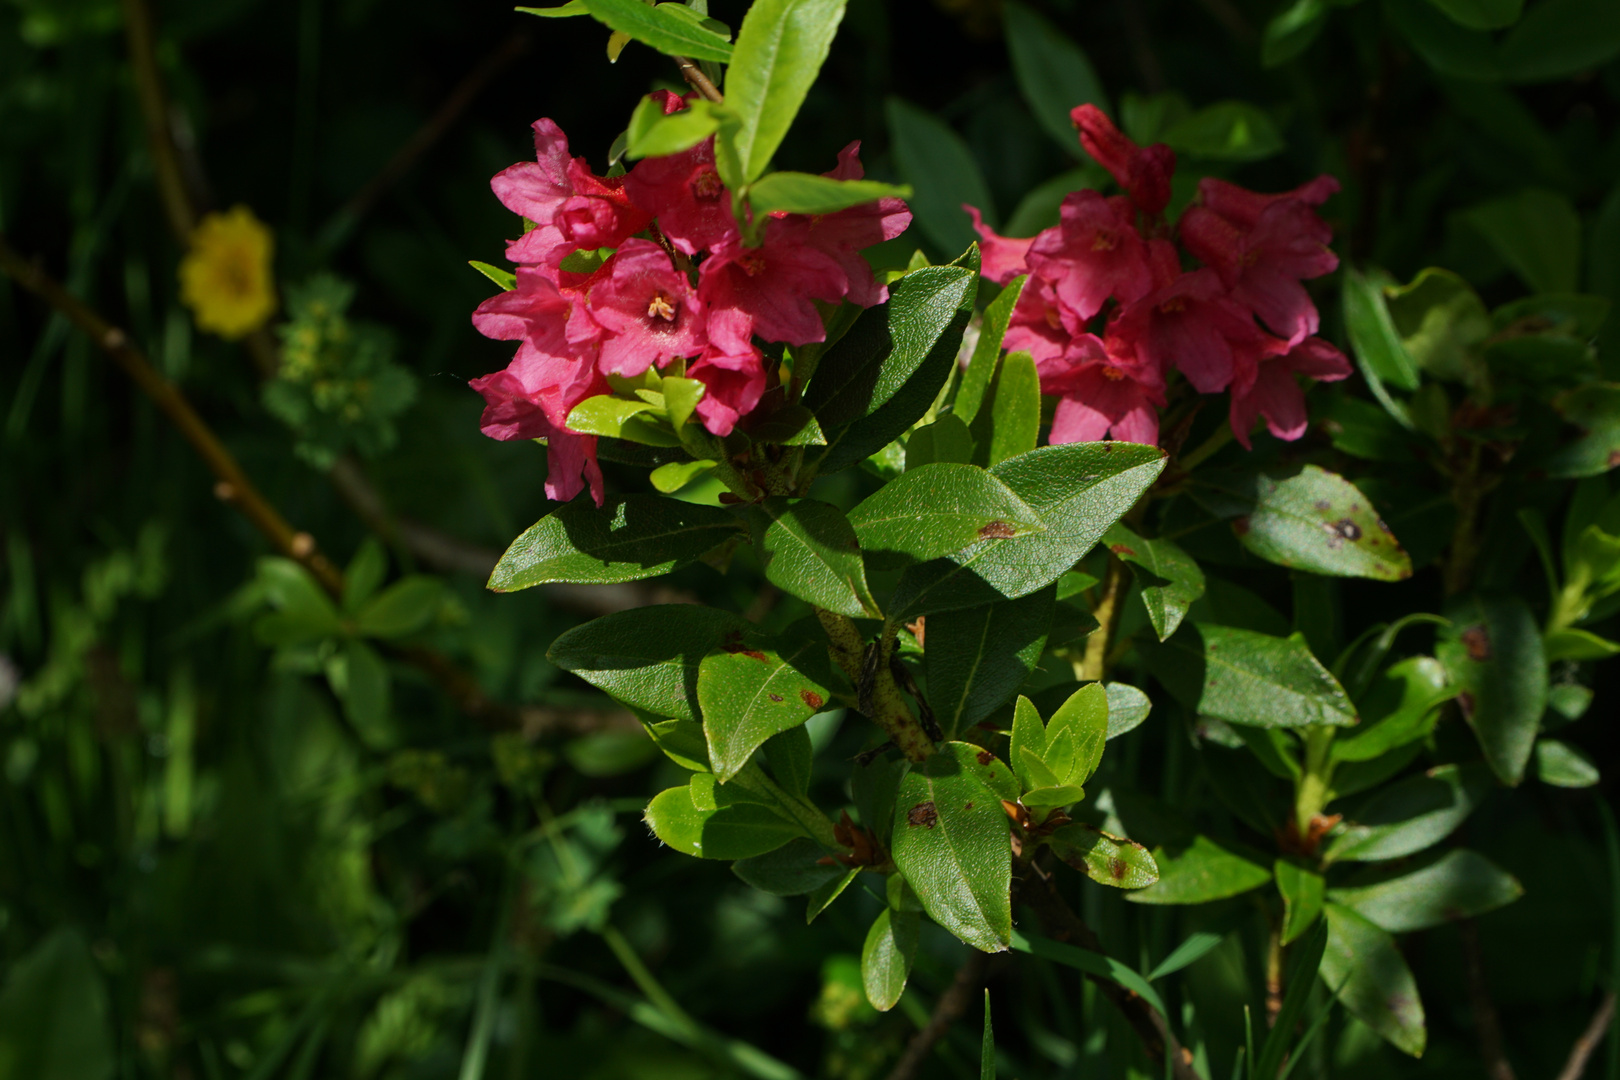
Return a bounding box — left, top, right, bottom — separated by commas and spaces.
179, 206, 277, 339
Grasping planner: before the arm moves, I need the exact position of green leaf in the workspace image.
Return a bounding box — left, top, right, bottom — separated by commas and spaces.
549, 605, 756, 722
643, 716, 711, 771
1384, 266, 1492, 383
747, 171, 911, 216
650, 458, 717, 493
723, 0, 847, 181
805, 263, 979, 473
1161, 101, 1285, 161
1048, 823, 1159, 889
956, 276, 1025, 425
1497, 0, 1620, 81
1208, 465, 1413, 580
1009, 696, 1049, 791
1275, 859, 1325, 945
1465, 188, 1582, 294
625, 95, 721, 160
329, 639, 394, 749
891, 746, 1013, 952
254, 556, 343, 644
906, 413, 975, 469
1262, 0, 1329, 66
1332, 656, 1453, 762
566, 395, 680, 446
861, 908, 918, 1011
970, 442, 1168, 599
1328, 848, 1523, 932
980, 989, 995, 1080
1257, 920, 1331, 1079
490, 496, 740, 591
469, 259, 517, 291
354, 575, 444, 638
1126, 834, 1273, 904
1105, 682, 1153, 738
1426, 0, 1523, 29
1545, 626, 1620, 661
1321, 903, 1426, 1057
849, 463, 1045, 565
1009, 929, 1169, 1019
1324, 762, 1494, 863
1003, 1, 1108, 157
698, 634, 837, 781
1143, 623, 1357, 729
806, 867, 859, 922
515, 2, 591, 16
342, 538, 388, 612
925, 586, 1054, 737
732, 836, 844, 895
764, 726, 815, 796
1105, 524, 1205, 640
0, 929, 115, 1080
1044, 682, 1108, 787
662, 375, 706, 432
1437, 595, 1546, 785
1544, 385, 1620, 479
645, 776, 801, 859
1535, 738, 1600, 787
1385, 0, 1504, 79
1147, 929, 1231, 981
1343, 266, 1422, 394
886, 97, 994, 256
579, 0, 734, 61
755, 498, 881, 617
936, 740, 1020, 804
984, 351, 1040, 467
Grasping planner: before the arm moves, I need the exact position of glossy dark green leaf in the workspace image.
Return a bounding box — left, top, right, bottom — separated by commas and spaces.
886, 97, 993, 255
1328, 848, 1523, 932
1535, 738, 1600, 787
1437, 595, 1546, 785
1105, 524, 1205, 640
1465, 188, 1581, 294
643, 717, 712, 772
891, 747, 1013, 951
723, 0, 847, 180
732, 836, 844, 895
579, 0, 735, 61
1321, 902, 1427, 1057
1209, 466, 1413, 580
1142, 623, 1357, 729
644, 773, 802, 860
1332, 656, 1452, 763
806, 868, 859, 922
1275, 859, 1325, 945
968, 442, 1168, 599
548, 605, 755, 722
764, 725, 815, 797
1048, 823, 1159, 889
984, 351, 1040, 467
1126, 835, 1273, 905
1544, 385, 1620, 479
1426, 0, 1523, 29
491, 496, 740, 591
747, 171, 911, 216
1324, 763, 1494, 863
926, 586, 1054, 737
956, 276, 1026, 425
354, 575, 444, 638
757, 498, 881, 617
0, 929, 114, 1080
1162, 101, 1285, 161
1003, 1, 1107, 156
849, 463, 1044, 565
698, 635, 837, 781
1497, 0, 1620, 81
861, 908, 919, 1011
1385, 0, 1503, 79
905, 413, 975, 469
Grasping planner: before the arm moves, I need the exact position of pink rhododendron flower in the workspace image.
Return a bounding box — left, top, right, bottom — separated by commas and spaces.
1003, 277, 1073, 364
583, 239, 707, 376
1109, 268, 1271, 395
690, 349, 767, 437
493, 119, 648, 267
1039, 333, 1165, 446
965, 206, 1035, 286
697, 218, 849, 347
797, 142, 912, 307
467, 342, 606, 505
1026, 191, 1152, 323
1228, 335, 1351, 447
624, 139, 737, 257
1071, 104, 1176, 217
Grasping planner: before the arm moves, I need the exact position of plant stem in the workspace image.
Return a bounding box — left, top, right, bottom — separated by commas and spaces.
1443, 440, 1489, 598
815, 611, 933, 761
1460, 917, 1517, 1080
119, 0, 197, 241
674, 56, 723, 103
600, 923, 702, 1038
1294, 726, 1336, 841
1176, 421, 1233, 474
1079, 554, 1129, 682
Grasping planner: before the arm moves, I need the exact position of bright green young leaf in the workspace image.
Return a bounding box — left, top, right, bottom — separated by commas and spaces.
1003, 1, 1108, 156
624, 95, 721, 159
1126, 834, 1273, 905
1321, 903, 1427, 1057
1048, 823, 1159, 889
1161, 101, 1285, 161
643, 717, 711, 772
746, 171, 911, 216
1437, 595, 1546, 785
566, 395, 681, 446
1105, 682, 1153, 738
848, 463, 1045, 564
891, 749, 1013, 952
1262, 0, 1329, 66
756, 498, 881, 618
354, 575, 444, 638
1104, 523, 1205, 640
579, 0, 734, 62
732, 836, 844, 895
489, 496, 741, 591
887, 97, 994, 256
1044, 682, 1107, 787
548, 605, 756, 722
1328, 848, 1523, 932
1021, 784, 1088, 809
984, 350, 1039, 467
1426, 0, 1523, 29
970, 442, 1168, 599
1217, 465, 1413, 580
1535, 738, 1600, 787
698, 635, 837, 781
956, 276, 1026, 425
649, 458, 717, 493
515, 2, 591, 16
1497, 0, 1620, 81
468, 259, 517, 291
0, 929, 115, 1080
1544, 627, 1620, 661
1324, 762, 1494, 863
1343, 266, 1422, 394
645, 778, 801, 860
1009, 695, 1048, 792
723, 0, 847, 181
861, 908, 919, 1011
1465, 188, 1582, 294
1332, 656, 1452, 762
1142, 623, 1358, 729
925, 586, 1054, 737
1275, 859, 1325, 944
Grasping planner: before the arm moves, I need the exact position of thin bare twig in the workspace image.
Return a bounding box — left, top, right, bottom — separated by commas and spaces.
1556, 992, 1617, 1080
884, 951, 991, 1080
1459, 918, 1517, 1080
119, 0, 196, 240
674, 56, 723, 103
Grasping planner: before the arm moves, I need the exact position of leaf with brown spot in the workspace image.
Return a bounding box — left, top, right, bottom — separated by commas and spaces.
1047, 823, 1159, 889
848, 463, 1045, 567
698, 633, 841, 781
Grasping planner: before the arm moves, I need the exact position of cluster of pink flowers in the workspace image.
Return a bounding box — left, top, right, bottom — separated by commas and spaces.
470, 91, 910, 504
968, 104, 1350, 448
